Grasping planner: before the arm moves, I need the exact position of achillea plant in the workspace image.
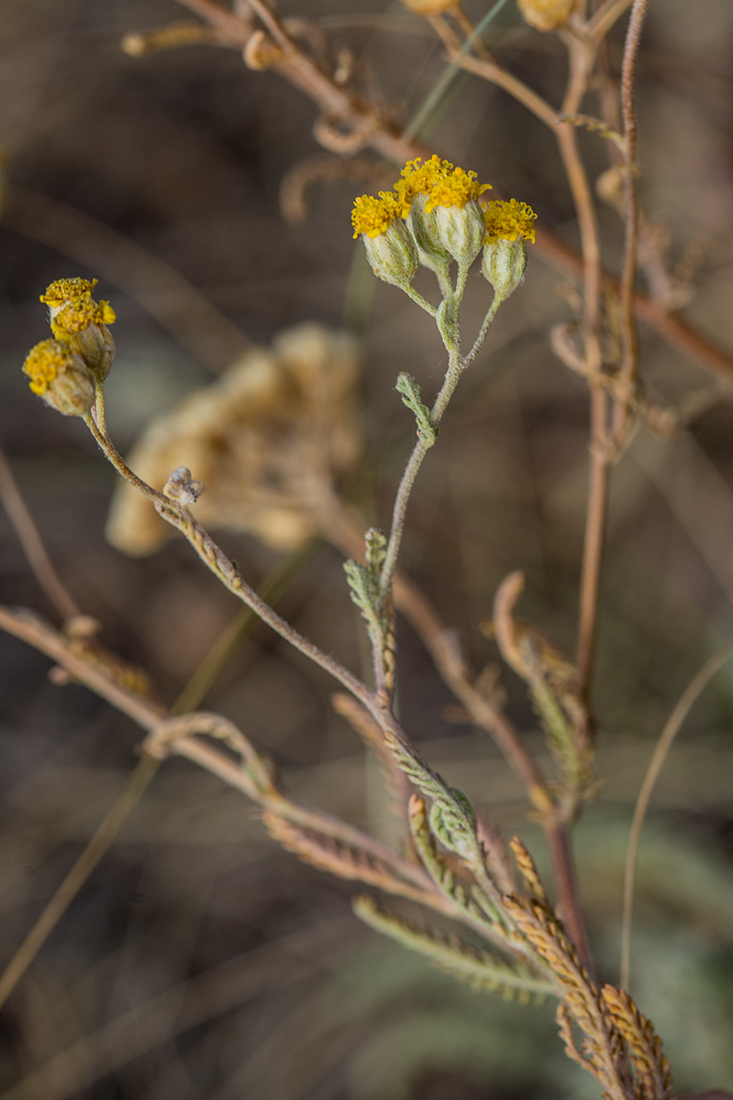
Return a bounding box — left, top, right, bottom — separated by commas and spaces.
3, 0, 733, 1096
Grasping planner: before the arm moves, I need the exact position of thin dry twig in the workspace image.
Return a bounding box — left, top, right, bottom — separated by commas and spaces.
612, 0, 650, 444
0, 445, 79, 621
159, 0, 733, 385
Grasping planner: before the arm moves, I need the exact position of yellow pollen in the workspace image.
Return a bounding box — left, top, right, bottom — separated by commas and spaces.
482, 199, 537, 244
351, 191, 401, 239
423, 168, 490, 214
50, 298, 116, 336
394, 156, 490, 216
395, 155, 454, 215
40, 277, 98, 306
22, 340, 75, 395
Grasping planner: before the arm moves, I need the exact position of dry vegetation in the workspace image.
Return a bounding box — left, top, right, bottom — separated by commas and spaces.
1, 1, 733, 1098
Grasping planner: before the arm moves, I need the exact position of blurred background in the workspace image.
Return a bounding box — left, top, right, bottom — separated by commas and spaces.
1, 0, 733, 1096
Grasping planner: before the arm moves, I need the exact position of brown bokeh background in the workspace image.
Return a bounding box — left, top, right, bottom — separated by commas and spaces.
1, 1, 733, 1097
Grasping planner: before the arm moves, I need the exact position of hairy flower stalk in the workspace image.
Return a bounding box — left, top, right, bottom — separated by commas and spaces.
351, 160, 536, 613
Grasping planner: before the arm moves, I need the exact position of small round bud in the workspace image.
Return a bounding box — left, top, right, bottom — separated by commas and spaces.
22, 339, 95, 417
163, 466, 205, 505
362, 218, 419, 288
434, 198, 486, 267
517, 0, 574, 32
482, 238, 528, 298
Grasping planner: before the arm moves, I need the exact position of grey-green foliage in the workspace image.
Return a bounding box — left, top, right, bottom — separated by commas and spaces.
343, 527, 390, 651
384, 729, 482, 868
395, 373, 437, 445
354, 895, 553, 1001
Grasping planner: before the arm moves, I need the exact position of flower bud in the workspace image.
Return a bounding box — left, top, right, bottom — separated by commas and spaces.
352, 191, 419, 287
41, 277, 116, 382
22, 339, 95, 416
50, 298, 116, 382
482, 238, 528, 298
163, 466, 205, 505
434, 198, 487, 267
517, 0, 574, 32
408, 193, 451, 275
362, 219, 419, 287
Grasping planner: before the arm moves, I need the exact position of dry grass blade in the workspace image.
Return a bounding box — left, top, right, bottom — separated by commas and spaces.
0, 445, 79, 621
620, 636, 733, 991
0, 920, 356, 1100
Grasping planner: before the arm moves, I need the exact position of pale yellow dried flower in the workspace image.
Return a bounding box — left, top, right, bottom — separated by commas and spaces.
399, 0, 458, 13
106, 324, 362, 555
517, 0, 575, 32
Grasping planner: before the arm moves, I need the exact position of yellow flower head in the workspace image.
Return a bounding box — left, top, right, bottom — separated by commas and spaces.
23, 339, 75, 395
424, 166, 490, 214
22, 338, 95, 416
395, 156, 491, 216
40, 278, 98, 307
50, 298, 116, 338
482, 198, 537, 244
395, 155, 451, 211
351, 191, 401, 239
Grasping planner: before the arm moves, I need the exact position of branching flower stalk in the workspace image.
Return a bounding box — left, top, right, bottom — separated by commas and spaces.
11, 245, 677, 1097
8, 0, 721, 1083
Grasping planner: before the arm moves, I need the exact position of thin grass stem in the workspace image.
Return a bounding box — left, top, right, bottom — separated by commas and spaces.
620, 636, 733, 991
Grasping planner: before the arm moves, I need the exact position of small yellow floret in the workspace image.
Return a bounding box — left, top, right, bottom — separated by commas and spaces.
22, 340, 74, 395
395, 156, 490, 216
424, 166, 490, 214
40, 278, 98, 306
395, 155, 452, 210
50, 298, 116, 336
351, 191, 401, 239
482, 199, 537, 244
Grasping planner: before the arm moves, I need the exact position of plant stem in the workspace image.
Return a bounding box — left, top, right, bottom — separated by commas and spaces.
0, 445, 79, 621
0, 753, 161, 1012
576, 393, 610, 711
545, 819, 594, 974
620, 636, 733, 991
611, 0, 649, 445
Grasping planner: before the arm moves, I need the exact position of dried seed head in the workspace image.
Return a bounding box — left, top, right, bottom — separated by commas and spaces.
106, 324, 362, 555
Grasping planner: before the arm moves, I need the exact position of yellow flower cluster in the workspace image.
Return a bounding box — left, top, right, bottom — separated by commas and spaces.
22, 277, 117, 415
482, 199, 537, 245
402, 156, 490, 214
22, 339, 95, 416
23, 339, 74, 396
351, 191, 402, 239
353, 156, 490, 239
51, 297, 116, 337
40, 277, 98, 306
